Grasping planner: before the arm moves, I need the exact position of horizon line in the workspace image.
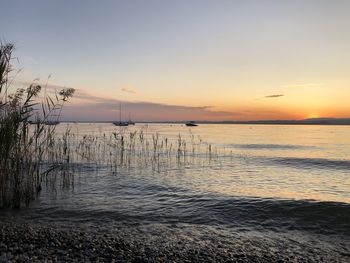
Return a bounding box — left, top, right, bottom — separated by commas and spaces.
58, 117, 350, 125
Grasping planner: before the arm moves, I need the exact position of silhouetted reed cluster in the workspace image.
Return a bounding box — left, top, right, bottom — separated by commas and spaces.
0, 42, 228, 208
0, 42, 74, 208
59, 127, 223, 174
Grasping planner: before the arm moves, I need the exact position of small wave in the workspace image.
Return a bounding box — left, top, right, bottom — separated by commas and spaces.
4, 195, 349, 237
201, 197, 350, 235
230, 143, 317, 150
265, 156, 350, 171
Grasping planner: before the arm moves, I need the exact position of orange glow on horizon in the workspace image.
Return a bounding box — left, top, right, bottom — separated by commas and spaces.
307, 114, 320, 119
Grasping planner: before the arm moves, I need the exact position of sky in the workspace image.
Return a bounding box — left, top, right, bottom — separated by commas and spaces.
1, 0, 350, 121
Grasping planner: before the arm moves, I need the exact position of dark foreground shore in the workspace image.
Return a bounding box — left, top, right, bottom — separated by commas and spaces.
0, 222, 349, 262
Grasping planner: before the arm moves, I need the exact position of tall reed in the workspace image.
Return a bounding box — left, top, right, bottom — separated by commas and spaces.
0, 42, 74, 208
0, 41, 232, 208
60, 126, 225, 175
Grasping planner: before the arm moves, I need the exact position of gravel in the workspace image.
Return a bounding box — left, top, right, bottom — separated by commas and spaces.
0, 222, 349, 262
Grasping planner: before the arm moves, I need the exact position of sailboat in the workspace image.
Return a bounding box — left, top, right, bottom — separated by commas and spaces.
113, 103, 129, 126
128, 113, 135, 125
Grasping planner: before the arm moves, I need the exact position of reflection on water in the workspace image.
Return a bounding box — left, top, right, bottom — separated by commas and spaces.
53, 123, 350, 203
2, 123, 349, 244
230, 143, 319, 150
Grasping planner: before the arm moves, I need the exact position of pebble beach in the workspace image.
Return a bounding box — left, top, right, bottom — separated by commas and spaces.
1, 222, 349, 262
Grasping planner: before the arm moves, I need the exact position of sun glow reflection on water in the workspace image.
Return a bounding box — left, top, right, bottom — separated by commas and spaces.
53, 123, 350, 203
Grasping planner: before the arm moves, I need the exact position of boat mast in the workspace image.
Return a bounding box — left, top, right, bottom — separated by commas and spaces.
119, 103, 122, 123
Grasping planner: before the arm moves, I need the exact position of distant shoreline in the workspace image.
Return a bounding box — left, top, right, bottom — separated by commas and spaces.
60, 118, 350, 126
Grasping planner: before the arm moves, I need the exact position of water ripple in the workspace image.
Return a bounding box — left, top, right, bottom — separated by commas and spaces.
264, 156, 350, 171
230, 143, 318, 150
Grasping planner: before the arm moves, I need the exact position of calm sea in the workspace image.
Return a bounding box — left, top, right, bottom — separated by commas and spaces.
2, 123, 350, 253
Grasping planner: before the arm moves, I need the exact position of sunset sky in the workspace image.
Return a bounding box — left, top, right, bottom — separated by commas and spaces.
1, 0, 350, 121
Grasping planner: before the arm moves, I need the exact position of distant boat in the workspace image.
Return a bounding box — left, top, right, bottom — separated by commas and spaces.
185, 121, 198, 127
128, 113, 135, 125
113, 103, 129, 127
113, 121, 129, 126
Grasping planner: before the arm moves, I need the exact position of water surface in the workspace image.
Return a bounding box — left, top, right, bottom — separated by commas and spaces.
2, 124, 350, 255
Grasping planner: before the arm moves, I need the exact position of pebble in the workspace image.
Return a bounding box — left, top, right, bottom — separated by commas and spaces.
0, 222, 349, 262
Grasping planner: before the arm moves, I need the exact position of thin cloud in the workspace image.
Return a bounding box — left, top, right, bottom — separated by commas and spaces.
121, 87, 137, 94
21, 82, 242, 121
265, 94, 284, 98
61, 100, 242, 122
284, 83, 323, 88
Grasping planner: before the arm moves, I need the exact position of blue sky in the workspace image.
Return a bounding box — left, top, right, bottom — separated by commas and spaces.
1, 0, 350, 121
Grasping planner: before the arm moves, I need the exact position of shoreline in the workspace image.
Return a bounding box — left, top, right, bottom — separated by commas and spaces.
1, 222, 349, 262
